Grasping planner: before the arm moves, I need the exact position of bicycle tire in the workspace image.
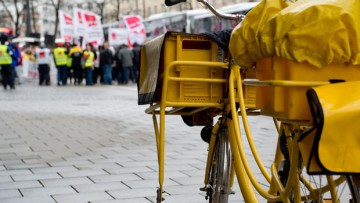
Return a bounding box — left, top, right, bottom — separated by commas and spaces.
208, 126, 232, 203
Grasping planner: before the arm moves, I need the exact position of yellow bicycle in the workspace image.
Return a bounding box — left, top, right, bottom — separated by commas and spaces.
139, 0, 360, 202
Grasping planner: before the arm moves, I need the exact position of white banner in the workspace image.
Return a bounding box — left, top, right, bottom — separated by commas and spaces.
73, 8, 87, 40
73, 8, 104, 48
123, 15, 146, 45
108, 28, 129, 48
83, 11, 104, 48
58, 10, 74, 43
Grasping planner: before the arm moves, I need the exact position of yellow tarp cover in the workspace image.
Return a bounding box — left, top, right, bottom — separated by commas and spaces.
229, 0, 360, 68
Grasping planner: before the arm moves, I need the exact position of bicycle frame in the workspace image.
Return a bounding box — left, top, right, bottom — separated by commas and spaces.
147, 57, 350, 202
145, 1, 358, 202
149, 59, 228, 202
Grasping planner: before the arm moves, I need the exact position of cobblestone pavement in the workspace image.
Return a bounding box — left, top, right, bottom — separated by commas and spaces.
0, 80, 351, 203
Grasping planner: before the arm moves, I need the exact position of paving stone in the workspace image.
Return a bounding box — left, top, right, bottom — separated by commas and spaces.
12, 173, 61, 181
0, 180, 42, 189
59, 169, 108, 178
74, 182, 128, 192
74, 163, 122, 170
123, 179, 180, 189
0, 175, 13, 183
135, 171, 189, 180
20, 186, 77, 196
0, 196, 56, 203
0, 169, 32, 176
92, 198, 152, 203
31, 166, 78, 174
40, 177, 93, 187
0, 189, 22, 199
89, 174, 141, 183
159, 194, 206, 203
108, 188, 157, 199
163, 184, 204, 195
52, 192, 113, 203
171, 176, 205, 186
105, 166, 155, 174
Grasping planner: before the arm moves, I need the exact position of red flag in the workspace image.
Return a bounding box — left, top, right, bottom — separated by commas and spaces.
84, 14, 97, 27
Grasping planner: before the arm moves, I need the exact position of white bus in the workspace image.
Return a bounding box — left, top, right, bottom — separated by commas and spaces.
143, 9, 208, 41
193, 2, 259, 34
102, 21, 126, 41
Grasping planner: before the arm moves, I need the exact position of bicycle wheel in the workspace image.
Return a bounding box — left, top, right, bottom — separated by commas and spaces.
275, 124, 357, 202
208, 126, 232, 203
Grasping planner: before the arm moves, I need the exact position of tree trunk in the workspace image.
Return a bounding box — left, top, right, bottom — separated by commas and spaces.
31, 0, 37, 32
54, 10, 59, 38
116, 0, 120, 21
142, 0, 146, 18
52, 0, 62, 41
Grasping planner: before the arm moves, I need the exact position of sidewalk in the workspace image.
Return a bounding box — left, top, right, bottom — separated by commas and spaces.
0, 81, 347, 202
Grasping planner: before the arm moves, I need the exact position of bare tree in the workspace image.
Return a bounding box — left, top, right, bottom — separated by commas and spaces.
49, 0, 62, 38
110, 0, 121, 21
93, 0, 107, 23
30, 0, 37, 32
0, 0, 25, 36
142, 0, 146, 18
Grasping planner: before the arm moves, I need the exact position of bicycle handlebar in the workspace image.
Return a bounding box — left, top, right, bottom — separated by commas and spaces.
165, 0, 187, 6
165, 0, 244, 22
197, 0, 244, 21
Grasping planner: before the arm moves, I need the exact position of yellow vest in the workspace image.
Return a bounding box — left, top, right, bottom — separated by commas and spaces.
0, 45, 12, 65
84, 50, 94, 68
67, 53, 72, 67
53, 47, 67, 66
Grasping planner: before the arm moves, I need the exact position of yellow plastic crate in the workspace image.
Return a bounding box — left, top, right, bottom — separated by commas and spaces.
242, 68, 257, 109
255, 57, 360, 121
158, 33, 227, 104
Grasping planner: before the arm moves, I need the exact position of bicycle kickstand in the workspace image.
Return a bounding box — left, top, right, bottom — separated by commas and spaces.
156, 188, 165, 202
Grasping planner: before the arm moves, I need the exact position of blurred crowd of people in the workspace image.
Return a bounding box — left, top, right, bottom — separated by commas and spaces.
41, 41, 141, 87
0, 34, 142, 90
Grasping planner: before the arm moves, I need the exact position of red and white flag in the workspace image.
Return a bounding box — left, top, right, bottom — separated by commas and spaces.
108, 28, 129, 47
72, 8, 104, 48
123, 15, 146, 45
59, 10, 74, 43
84, 12, 104, 47
73, 8, 87, 40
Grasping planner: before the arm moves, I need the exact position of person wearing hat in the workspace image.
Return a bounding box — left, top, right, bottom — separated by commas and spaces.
0, 38, 14, 89
35, 43, 52, 86
53, 42, 68, 86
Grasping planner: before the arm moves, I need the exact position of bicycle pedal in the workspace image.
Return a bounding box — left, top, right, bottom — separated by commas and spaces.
156, 197, 165, 203
199, 186, 207, 192
221, 190, 235, 195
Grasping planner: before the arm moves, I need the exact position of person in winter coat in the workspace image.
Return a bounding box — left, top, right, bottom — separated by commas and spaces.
100, 42, 113, 85
118, 44, 135, 84
68, 43, 83, 85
